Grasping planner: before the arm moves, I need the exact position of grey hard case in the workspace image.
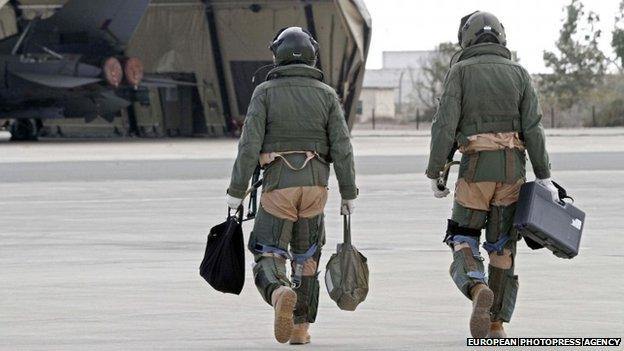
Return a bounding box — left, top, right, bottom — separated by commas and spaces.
513, 181, 585, 259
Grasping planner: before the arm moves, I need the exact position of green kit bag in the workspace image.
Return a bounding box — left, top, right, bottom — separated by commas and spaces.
324, 215, 369, 311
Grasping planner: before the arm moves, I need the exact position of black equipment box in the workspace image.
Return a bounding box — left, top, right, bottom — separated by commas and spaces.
513, 181, 585, 259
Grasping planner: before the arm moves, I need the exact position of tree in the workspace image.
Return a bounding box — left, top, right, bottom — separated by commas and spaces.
612, 0, 624, 72
408, 42, 460, 118
542, 0, 606, 109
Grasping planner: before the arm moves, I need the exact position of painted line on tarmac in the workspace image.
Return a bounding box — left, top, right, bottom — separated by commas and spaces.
1, 152, 623, 182
0, 196, 222, 205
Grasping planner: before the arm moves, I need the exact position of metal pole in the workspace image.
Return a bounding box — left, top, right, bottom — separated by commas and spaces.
398, 70, 405, 115
416, 108, 420, 130
550, 106, 555, 128
372, 108, 376, 130
592, 105, 596, 127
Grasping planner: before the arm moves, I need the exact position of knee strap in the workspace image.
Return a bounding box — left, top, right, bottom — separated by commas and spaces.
446, 220, 485, 285
452, 235, 482, 259
444, 219, 481, 246
291, 244, 318, 289
483, 234, 510, 255
254, 243, 292, 260
292, 244, 318, 262
446, 219, 481, 236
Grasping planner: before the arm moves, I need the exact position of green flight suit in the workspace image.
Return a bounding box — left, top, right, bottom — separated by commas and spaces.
426, 43, 550, 322
227, 64, 357, 324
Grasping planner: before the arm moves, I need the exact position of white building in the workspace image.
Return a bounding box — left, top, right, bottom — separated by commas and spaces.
358, 80, 395, 122
358, 50, 440, 122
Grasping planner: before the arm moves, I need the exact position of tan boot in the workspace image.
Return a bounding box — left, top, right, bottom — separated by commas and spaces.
469, 283, 494, 338
289, 323, 311, 345
271, 286, 297, 343
488, 320, 507, 338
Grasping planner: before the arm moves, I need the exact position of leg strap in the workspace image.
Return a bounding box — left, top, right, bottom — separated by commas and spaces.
444, 219, 481, 245
467, 270, 486, 280
254, 243, 292, 260
445, 220, 483, 259
452, 235, 482, 259
483, 234, 510, 255
447, 220, 487, 298
291, 244, 318, 289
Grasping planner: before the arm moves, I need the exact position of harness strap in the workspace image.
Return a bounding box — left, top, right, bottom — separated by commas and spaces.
261, 151, 327, 170
276, 152, 317, 171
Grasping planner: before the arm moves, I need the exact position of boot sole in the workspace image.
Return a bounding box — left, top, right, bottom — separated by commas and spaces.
289, 334, 311, 345
274, 289, 297, 343
470, 288, 494, 338
289, 338, 310, 345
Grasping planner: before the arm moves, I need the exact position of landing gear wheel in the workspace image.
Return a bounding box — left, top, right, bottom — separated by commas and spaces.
9, 119, 38, 141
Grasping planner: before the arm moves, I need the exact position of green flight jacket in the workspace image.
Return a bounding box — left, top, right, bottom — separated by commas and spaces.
426, 43, 551, 182
227, 64, 357, 200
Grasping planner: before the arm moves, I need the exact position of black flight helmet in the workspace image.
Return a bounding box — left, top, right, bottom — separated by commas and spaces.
458, 11, 507, 48
269, 27, 319, 66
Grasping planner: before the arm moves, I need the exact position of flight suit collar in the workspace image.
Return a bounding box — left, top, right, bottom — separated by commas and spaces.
266, 64, 324, 82
457, 43, 512, 63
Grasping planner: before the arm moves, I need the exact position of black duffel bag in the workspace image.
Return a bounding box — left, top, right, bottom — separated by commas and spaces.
199, 209, 245, 294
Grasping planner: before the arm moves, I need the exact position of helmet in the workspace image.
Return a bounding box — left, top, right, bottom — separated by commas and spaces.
269, 27, 319, 66
458, 11, 506, 48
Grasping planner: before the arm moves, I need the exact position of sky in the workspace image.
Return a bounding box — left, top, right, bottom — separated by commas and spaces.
363, 0, 621, 73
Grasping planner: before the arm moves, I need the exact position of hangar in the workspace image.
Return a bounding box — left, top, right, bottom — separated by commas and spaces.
0, 0, 371, 138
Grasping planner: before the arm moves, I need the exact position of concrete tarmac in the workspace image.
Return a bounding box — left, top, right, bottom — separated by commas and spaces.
1, 131, 623, 350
